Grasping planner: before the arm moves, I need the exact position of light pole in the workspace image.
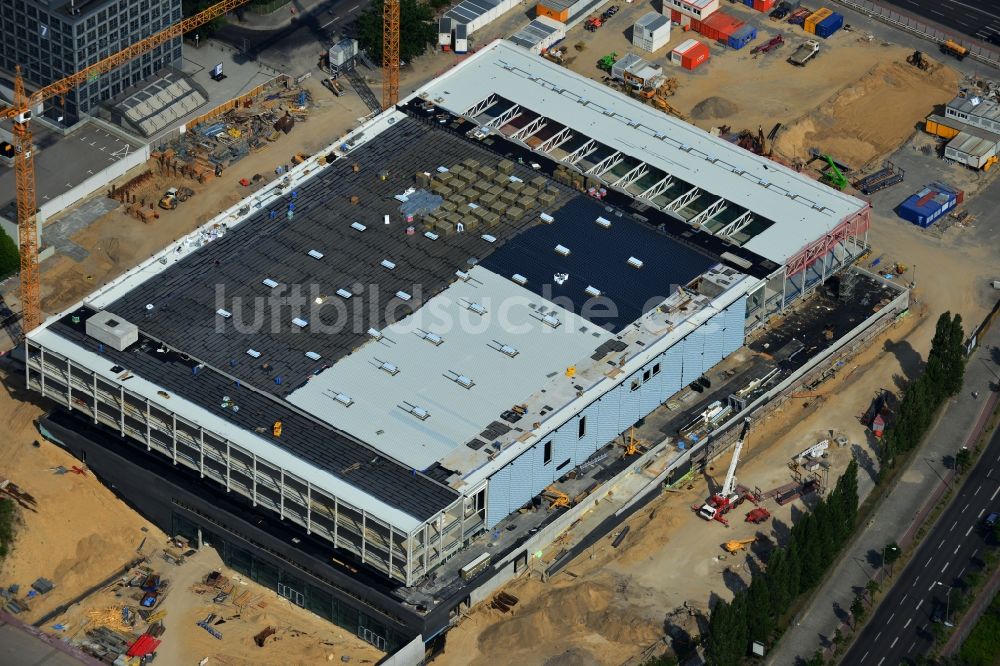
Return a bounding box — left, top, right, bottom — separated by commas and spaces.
936, 581, 954, 627
881, 544, 899, 583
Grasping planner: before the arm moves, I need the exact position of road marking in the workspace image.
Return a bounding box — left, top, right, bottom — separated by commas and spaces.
959, 567, 967, 578
914, 575, 920, 586
973, 549, 979, 558
955, 545, 962, 554
925, 557, 932, 568
875, 631, 882, 642
942, 561, 949, 573
908, 642, 916, 653
962, 502, 970, 512
891, 636, 899, 648
889, 612, 895, 622
348, 4, 359, 11
902, 594, 908, 602
981, 509, 987, 518
928, 581, 936, 591
967, 525, 975, 536
878, 657, 886, 666
951, 520, 958, 531
988, 468, 993, 477
861, 651, 869, 663
320, 17, 340, 29
904, 618, 912, 629
975, 484, 982, 496
938, 538, 945, 549
991, 486, 999, 501
916, 599, 924, 610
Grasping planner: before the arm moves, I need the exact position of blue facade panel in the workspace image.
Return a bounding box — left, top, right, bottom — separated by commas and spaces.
682, 328, 705, 385
620, 373, 643, 426
507, 449, 534, 513
595, 389, 621, 444
639, 363, 664, 414
662, 343, 684, 399
486, 463, 511, 528
701, 315, 725, 371
532, 441, 555, 491
723, 296, 747, 356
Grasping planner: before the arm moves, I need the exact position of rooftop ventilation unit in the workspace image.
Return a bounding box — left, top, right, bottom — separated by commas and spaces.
490, 340, 519, 357
512, 274, 527, 285
332, 392, 353, 406
481, 234, 497, 243
381, 259, 396, 270
378, 361, 400, 376
467, 302, 487, 315
595, 216, 611, 228
396, 291, 412, 301
246, 349, 261, 358
336, 288, 353, 299
292, 317, 308, 328
584, 286, 601, 298
424, 231, 440, 241
216, 308, 232, 318
542, 314, 561, 329
85, 311, 139, 351
455, 270, 470, 282
419, 330, 444, 346
351, 222, 367, 232
308, 249, 324, 260
262, 278, 279, 288
400, 402, 430, 420
554, 244, 570, 256
305, 351, 322, 361
368, 328, 383, 341
540, 213, 554, 224
448, 372, 475, 389
627, 256, 644, 269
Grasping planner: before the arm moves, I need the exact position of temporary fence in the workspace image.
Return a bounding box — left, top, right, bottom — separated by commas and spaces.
833, 0, 1000, 69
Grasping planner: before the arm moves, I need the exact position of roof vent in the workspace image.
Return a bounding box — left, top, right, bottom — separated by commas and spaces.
336, 288, 353, 299
396, 290, 412, 301
448, 371, 475, 389
246, 349, 262, 358
584, 286, 601, 298
542, 314, 561, 329
351, 222, 367, 232
512, 273, 527, 285
627, 256, 644, 269
333, 392, 354, 407
292, 317, 308, 328
466, 302, 487, 315
500, 344, 518, 357
400, 402, 430, 420
595, 216, 611, 228
455, 270, 470, 281
424, 231, 440, 241
216, 308, 232, 318
378, 361, 400, 376
554, 244, 570, 256
305, 351, 322, 361
481, 234, 497, 243
308, 249, 324, 260
381, 259, 396, 270
419, 330, 444, 346
540, 212, 554, 224
262, 278, 279, 288
368, 327, 383, 340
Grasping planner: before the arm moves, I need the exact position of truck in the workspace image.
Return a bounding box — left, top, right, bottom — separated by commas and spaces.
940, 39, 968, 60
788, 40, 820, 66
322, 76, 345, 97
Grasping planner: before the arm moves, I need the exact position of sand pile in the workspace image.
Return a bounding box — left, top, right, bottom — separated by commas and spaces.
773, 59, 959, 168
691, 96, 739, 120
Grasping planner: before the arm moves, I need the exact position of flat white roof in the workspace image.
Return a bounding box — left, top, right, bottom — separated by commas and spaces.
415, 41, 866, 265
286, 266, 614, 472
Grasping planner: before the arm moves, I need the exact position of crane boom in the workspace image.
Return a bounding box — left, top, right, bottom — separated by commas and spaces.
382, 0, 400, 109
7, 0, 251, 333
720, 417, 752, 497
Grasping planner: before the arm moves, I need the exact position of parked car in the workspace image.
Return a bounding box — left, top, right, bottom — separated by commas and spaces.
931, 599, 946, 624
985, 511, 999, 528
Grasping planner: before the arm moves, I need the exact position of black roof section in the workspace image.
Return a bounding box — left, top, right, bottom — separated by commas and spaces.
480, 196, 717, 332
50, 308, 460, 522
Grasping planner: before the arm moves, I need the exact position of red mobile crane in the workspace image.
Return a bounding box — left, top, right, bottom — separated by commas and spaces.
695, 417, 752, 526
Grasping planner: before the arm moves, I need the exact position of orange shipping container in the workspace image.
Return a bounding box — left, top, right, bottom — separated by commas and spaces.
535, 1, 569, 22
804, 7, 832, 34
673, 39, 711, 70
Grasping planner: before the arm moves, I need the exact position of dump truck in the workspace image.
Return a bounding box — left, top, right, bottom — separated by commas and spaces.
322, 76, 345, 96
788, 40, 820, 66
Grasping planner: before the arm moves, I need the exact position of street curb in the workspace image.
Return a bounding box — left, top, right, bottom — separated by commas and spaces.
941, 562, 1000, 656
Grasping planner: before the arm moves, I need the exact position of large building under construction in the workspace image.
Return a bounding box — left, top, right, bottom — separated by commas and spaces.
24, 41, 879, 654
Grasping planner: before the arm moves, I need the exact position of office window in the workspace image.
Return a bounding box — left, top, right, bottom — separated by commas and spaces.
578, 416, 586, 439
642, 369, 651, 382
653, 363, 661, 376
543, 441, 552, 465
630, 380, 640, 392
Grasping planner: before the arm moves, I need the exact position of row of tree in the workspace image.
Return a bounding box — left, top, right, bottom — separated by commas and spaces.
0, 234, 17, 280
358, 0, 438, 63
705, 460, 859, 666
878, 312, 966, 475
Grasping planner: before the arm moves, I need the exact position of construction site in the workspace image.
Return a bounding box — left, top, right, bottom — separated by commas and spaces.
1, 0, 1000, 665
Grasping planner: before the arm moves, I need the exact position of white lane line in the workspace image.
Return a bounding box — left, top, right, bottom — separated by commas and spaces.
902, 594, 909, 603
875, 631, 882, 642
942, 561, 950, 573
959, 566, 967, 578
917, 599, 924, 610
955, 545, 962, 554
914, 575, 921, 586
320, 17, 340, 28
975, 484, 982, 496
973, 548, 980, 558
904, 618, 912, 629
928, 581, 936, 591
925, 557, 933, 568
878, 657, 886, 666
889, 612, 896, 623
967, 525, 975, 536
908, 641, 916, 653
938, 538, 946, 549
991, 486, 999, 501
962, 503, 970, 512
951, 520, 958, 532
861, 651, 869, 663
981, 508, 987, 518
348, 4, 359, 11
987, 468, 993, 477
891, 636, 899, 648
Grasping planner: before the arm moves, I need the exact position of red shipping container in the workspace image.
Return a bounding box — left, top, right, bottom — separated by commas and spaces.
671, 9, 681, 22
681, 41, 711, 69
753, 0, 774, 11
698, 12, 744, 43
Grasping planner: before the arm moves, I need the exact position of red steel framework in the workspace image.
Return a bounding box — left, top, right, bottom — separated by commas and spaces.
784, 205, 871, 278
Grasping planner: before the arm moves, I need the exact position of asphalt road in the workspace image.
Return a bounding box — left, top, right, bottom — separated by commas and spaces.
841, 422, 1000, 665
878, 0, 1000, 42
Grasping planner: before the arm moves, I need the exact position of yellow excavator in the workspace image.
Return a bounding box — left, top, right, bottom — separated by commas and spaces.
543, 485, 571, 510
723, 537, 756, 553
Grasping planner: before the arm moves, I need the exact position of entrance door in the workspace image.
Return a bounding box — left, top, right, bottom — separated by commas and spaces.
277, 582, 304, 607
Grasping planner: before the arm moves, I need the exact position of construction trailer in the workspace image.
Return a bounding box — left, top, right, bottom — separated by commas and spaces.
535, 0, 594, 23
672, 38, 711, 70
633, 12, 672, 53
611, 53, 664, 88
509, 16, 567, 54
439, 0, 520, 51
327, 38, 358, 73
897, 181, 963, 227
945, 131, 999, 170
667, 0, 720, 22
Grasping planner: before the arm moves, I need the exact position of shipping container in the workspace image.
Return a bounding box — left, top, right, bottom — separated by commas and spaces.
814, 12, 843, 38
753, 0, 775, 11
743, 0, 754, 6
672, 38, 710, 69
665, 0, 720, 21
727, 24, 757, 49
633, 12, 672, 52
924, 115, 962, 140
804, 7, 832, 34
698, 11, 743, 43
897, 182, 962, 227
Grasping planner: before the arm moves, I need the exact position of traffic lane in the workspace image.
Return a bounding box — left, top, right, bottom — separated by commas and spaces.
879, 0, 1000, 40
845, 426, 1000, 664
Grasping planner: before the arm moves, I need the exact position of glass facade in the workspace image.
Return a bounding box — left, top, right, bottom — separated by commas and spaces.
172, 512, 403, 653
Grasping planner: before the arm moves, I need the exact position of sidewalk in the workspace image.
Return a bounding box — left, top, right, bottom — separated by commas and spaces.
766, 320, 1000, 665
236, 0, 333, 32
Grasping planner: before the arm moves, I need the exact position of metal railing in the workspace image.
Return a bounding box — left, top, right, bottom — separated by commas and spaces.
833, 0, 1000, 69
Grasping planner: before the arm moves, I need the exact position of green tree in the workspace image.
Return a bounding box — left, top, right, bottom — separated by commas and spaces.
850, 594, 866, 628
357, 0, 437, 63
0, 231, 18, 279
955, 447, 973, 473
927, 312, 967, 397
804, 650, 825, 666
182, 0, 227, 37
0, 498, 16, 559
883, 542, 901, 567
746, 578, 773, 645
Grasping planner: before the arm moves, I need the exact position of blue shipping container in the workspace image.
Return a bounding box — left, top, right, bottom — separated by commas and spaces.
815, 12, 844, 38
728, 25, 757, 50
897, 188, 957, 228
743, 0, 754, 5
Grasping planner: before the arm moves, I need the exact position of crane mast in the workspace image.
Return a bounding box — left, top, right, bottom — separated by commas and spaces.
3, 0, 251, 334
382, 0, 400, 110
720, 417, 752, 497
